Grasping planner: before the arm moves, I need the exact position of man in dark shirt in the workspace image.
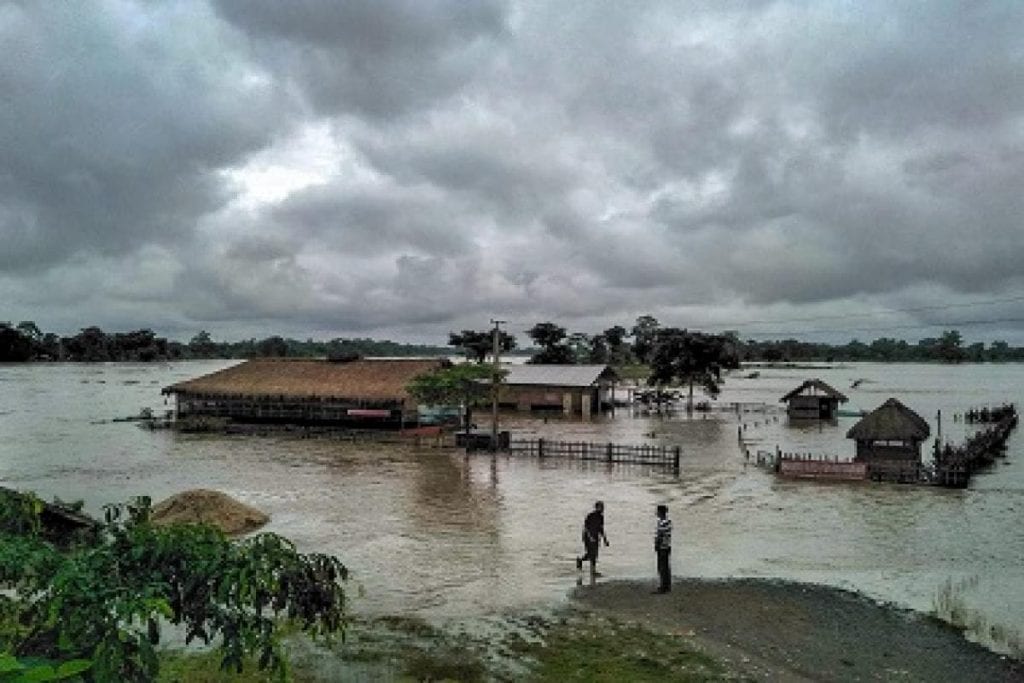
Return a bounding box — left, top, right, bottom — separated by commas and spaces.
654, 504, 672, 593
576, 501, 609, 575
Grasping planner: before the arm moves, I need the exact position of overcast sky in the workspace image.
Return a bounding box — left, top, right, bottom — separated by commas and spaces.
3, 1, 1023, 345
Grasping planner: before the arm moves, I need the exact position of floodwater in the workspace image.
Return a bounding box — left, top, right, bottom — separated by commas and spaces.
1, 361, 1023, 650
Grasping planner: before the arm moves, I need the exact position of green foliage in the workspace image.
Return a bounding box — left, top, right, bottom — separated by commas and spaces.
648, 329, 739, 406
407, 364, 499, 429
630, 315, 661, 365
0, 490, 347, 682
448, 330, 516, 364
0, 654, 92, 682
527, 323, 574, 364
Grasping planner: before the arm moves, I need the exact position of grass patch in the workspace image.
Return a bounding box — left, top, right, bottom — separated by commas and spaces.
402, 650, 487, 682
158, 650, 302, 682
159, 611, 735, 682
529, 616, 730, 682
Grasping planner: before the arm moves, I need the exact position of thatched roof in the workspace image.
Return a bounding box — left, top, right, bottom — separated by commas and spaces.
780, 378, 848, 403
163, 358, 446, 401
846, 398, 930, 441
151, 489, 269, 536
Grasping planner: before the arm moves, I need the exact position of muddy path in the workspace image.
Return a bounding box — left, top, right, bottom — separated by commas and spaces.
573, 578, 1023, 682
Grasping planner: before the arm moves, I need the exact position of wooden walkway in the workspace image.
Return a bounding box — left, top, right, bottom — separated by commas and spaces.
507, 438, 681, 473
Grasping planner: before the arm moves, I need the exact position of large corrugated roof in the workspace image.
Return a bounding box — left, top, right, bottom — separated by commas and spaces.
846, 397, 931, 441
501, 364, 615, 387
163, 358, 445, 401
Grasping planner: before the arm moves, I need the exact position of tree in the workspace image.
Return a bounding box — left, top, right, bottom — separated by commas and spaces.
448, 329, 516, 364
602, 325, 632, 365
407, 364, 498, 430
256, 336, 289, 357
0, 490, 347, 681
15, 321, 42, 343
63, 327, 111, 362
937, 329, 966, 363
188, 330, 218, 358
0, 324, 32, 362
527, 322, 574, 364
647, 328, 739, 410
989, 340, 1011, 362
567, 332, 593, 363
630, 315, 660, 364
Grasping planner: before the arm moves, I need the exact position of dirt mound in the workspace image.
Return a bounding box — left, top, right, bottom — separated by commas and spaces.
150, 489, 269, 536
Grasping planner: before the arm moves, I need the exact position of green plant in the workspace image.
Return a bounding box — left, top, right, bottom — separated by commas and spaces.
0, 490, 347, 681
0, 653, 91, 682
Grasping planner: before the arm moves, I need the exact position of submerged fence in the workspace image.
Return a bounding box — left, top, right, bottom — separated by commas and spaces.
507, 438, 681, 473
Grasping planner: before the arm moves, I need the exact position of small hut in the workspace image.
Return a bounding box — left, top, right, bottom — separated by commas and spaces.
780, 379, 848, 419
846, 398, 930, 464
162, 357, 447, 428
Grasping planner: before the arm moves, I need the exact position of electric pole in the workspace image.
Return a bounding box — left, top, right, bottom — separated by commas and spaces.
490, 319, 505, 450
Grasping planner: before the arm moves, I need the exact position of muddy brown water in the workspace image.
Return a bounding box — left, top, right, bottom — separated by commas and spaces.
1, 361, 1022, 654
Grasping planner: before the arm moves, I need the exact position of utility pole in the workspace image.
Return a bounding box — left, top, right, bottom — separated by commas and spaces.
490, 319, 505, 450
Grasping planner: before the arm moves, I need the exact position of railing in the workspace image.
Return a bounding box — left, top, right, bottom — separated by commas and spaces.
507, 438, 681, 473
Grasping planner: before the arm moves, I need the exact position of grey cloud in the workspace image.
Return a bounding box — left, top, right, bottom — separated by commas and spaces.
0, 2, 289, 271
3, 0, 1024, 342
270, 182, 473, 256
212, 0, 510, 118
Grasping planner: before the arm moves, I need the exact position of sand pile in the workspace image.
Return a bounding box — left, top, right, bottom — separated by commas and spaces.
150, 489, 269, 536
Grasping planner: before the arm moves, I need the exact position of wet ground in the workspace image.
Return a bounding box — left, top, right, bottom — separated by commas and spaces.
575, 579, 1024, 682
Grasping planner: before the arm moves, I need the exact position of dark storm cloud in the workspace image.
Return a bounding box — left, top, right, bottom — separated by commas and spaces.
3, 0, 1024, 342
0, 1, 288, 271
211, 0, 510, 118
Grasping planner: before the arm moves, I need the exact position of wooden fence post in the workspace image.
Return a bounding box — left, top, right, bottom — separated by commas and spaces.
673, 446, 681, 475
538, 438, 545, 458
606, 442, 613, 462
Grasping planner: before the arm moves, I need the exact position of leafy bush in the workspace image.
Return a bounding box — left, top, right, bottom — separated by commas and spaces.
0, 490, 347, 681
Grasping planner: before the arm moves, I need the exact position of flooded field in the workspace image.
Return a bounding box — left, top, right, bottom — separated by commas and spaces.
1, 360, 1022, 651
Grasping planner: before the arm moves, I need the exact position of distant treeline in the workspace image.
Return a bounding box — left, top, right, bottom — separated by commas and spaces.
456, 317, 1024, 366
3, 317, 1023, 364
739, 331, 1024, 363
0, 322, 449, 363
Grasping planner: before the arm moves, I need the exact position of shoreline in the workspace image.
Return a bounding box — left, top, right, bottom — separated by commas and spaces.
572, 577, 1023, 681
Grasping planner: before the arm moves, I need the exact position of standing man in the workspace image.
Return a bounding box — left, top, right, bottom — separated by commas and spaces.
654, 504, 672, 593
576, 501, 609, 576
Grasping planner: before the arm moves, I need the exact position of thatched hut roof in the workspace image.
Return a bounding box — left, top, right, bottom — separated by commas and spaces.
780, 378, 848, 403
150, 489, 269, 536
163, 358, 447, 401
846, 398, 930, 441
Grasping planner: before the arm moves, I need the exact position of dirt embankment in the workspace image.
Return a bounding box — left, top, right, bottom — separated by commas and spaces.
573, 578, 1023, 682
150, 489, 268, 536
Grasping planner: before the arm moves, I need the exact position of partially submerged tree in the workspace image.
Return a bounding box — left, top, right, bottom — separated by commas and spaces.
630, 315, 660, 364
648, 328, 739, 410
407, 363, 501, 430
448, 330, 516, 364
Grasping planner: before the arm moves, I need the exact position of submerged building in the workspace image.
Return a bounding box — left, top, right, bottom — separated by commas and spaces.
846, 397, 931, 464
498, 364, 617, 415
162, 357, 446, 428
780, 379, 848, 420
